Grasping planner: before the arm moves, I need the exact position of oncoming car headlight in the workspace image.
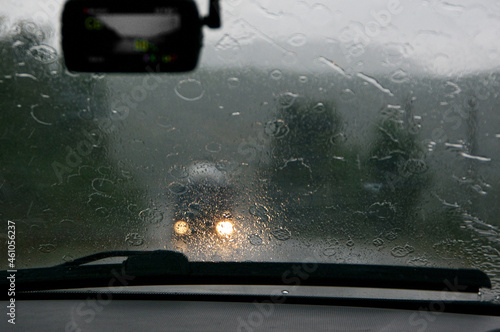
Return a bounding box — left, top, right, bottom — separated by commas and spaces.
216, 220, 233, 237
174, 220, 189, 235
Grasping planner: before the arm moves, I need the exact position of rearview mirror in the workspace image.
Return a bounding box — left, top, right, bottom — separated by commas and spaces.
62, 0, 220, 73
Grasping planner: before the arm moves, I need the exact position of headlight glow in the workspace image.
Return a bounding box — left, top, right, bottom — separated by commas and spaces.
216, 220, 233, 236
174, 220, 189, 235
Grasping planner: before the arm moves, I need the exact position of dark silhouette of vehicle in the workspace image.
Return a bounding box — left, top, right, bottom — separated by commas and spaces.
170, 162, 235, 243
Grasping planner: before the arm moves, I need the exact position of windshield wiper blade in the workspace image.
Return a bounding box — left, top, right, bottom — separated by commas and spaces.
58, 250, 154, 267
0, 250, 491, 293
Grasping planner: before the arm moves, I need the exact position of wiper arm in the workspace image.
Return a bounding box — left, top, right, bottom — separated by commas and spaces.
58, 250, 161, 267
0, 250, 491, 294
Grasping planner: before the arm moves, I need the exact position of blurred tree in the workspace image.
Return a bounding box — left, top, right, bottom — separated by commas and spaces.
366, 96, 430, 224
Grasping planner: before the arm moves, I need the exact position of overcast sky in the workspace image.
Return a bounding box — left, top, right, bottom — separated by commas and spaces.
2, 0, 500, 75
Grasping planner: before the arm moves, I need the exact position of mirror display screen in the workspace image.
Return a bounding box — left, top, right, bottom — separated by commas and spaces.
87, 10, 181, 58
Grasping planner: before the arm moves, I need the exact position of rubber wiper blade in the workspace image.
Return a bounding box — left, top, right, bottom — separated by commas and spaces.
59, 250, 155, 267
0, 250, 491, 293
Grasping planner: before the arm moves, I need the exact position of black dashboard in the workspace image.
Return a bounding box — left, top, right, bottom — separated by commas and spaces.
3, 293, 500, 331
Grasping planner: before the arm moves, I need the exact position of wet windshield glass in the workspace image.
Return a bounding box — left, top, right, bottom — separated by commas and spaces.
1, 1, 499, 301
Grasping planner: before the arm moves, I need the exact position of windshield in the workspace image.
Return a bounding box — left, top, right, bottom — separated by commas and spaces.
1, 0, 499, 302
